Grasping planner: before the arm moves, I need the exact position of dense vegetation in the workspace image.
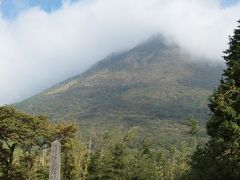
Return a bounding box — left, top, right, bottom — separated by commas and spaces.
189, 20, 240, 180
0, 106, 76, 179
0, 106, 198, 180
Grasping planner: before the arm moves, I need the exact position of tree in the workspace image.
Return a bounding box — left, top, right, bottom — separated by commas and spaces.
61, 126, 89, 180
190, 20, 240, 180
0, 106, 76, 179
187, 116, 199, 136
187, 116, 199, 150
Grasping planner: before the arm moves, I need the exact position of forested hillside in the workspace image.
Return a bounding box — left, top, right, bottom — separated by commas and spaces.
16, 36, 223, 125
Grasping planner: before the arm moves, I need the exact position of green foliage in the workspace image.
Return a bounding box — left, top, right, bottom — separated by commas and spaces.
187, 116, 199, 136
0, 106, 49, 179
190, 20, 240, 179
0, 107, 196, 179
61, 128, 89, 180
87, 128, 192, 180
0, 106, 76, 180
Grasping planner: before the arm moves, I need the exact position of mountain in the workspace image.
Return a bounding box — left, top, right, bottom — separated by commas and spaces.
15, 36, 223, 135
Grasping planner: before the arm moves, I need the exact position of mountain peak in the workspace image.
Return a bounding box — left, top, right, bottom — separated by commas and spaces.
15, 36, 223, 125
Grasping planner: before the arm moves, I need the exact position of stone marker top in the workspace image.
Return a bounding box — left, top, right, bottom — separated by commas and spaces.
49, 140, 61, 180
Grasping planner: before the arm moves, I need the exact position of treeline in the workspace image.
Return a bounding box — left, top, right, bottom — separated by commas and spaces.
0, 106, 196, 180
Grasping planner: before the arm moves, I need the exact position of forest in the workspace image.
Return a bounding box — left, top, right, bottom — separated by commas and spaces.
0, 106, 198, 180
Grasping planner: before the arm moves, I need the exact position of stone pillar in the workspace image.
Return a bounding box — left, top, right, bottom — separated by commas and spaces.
49, 140, 61, 180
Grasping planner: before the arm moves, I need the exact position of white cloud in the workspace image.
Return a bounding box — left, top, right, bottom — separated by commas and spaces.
0, 0, 239, 104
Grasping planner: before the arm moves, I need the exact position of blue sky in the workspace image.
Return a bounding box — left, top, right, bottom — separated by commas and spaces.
0, 0, 77, 18
0, 0, 239, 19
220, 0, 240, 7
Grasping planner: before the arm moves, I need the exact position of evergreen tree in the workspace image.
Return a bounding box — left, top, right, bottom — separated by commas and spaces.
190, 20, 240, 180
